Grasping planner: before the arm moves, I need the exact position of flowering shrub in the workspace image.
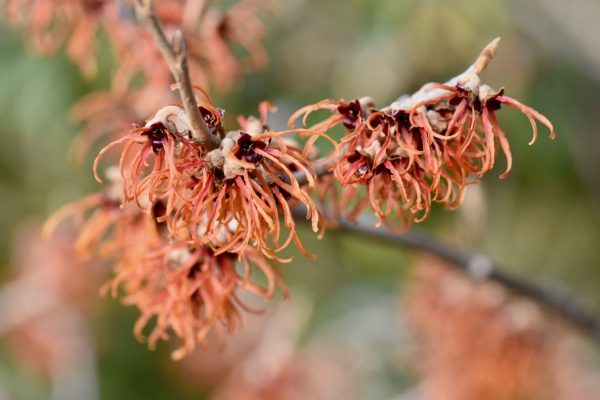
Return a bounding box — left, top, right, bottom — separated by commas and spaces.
15, 0, 556, 360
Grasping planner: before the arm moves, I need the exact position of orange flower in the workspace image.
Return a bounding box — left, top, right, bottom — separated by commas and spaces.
93, 99, 332, 259
404, 255, 595, 400
4, 0, 120, 78
195, 0, 272, 91
48, 94, 334, 357
290, 73, 555, 230
45, 168, 288, 359
107, 238, 285, 360
6, 0, 275, 163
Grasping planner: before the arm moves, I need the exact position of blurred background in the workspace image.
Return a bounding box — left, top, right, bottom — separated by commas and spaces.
1, 0, 600, 399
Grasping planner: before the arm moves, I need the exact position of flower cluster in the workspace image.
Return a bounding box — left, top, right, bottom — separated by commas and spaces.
93, 97, 329, 258
48, 91, 332, 358
290, 40, 555, 230
4, 0, 271, 84
405, 255, 594, 400
3, 0, 274, 159
4, 0, 114, 78
44, 174, 288, 359
44, 37, 557, 359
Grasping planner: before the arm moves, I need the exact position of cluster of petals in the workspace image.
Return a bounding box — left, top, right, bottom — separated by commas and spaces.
4, 0, 116, 78
405, 256, 573, 400
41, 36, 560, 360
290, 63, 555, 230
44, 169, 287, 359
48, 90, 333, 358
4, 0, 271, 85
94, 97, 328, 260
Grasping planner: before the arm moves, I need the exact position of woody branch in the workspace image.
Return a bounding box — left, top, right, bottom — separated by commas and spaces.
335, 215, 600, 345
134, 0, 220, 151
295, 163, 600, 345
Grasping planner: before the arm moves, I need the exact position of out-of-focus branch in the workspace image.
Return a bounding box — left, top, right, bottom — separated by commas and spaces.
0, 275, 60, 336
293, 207, 600, 345
134, 0, 220, 151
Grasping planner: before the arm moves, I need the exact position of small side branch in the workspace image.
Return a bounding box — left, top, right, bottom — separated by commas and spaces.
335, 216, 600, 345
291, 207, 600, 345
134, 0, 220, 151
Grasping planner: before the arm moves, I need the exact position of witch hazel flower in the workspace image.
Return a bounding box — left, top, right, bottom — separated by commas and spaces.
291, 96, 436, 228
4, 0, 122, 79
48, 197, 286, 361
107, 239, 286, 360
197, 105, 329, 259
291, 38, 555, 230
386, 38, 555, 181
93, 94, 333, 260
45, 165, 287, 360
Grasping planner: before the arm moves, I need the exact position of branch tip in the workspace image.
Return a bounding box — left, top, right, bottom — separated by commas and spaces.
473, 37, 501, 75
134, 0, 220, 151
134, 0, 152, 18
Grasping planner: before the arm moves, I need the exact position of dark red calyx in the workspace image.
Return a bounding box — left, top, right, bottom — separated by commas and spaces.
368, 113, 393, 134
199, 106, 224, 135
187, 262, 202, 279
143, 122, 168, 154
83, 0, 105, 13
347, 151, 362, 163
217, 16, 232, 39
393, 109, 410, 127
235, 132, 267, 163
100, 194, 119, 209
151, 200, 167, 233
484, 91, 504, 112
337, 99, 362, 130
410, 127, 424, 151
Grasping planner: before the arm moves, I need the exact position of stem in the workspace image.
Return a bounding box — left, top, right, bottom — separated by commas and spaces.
318, 213, 600, 345
134, 0, 220, 151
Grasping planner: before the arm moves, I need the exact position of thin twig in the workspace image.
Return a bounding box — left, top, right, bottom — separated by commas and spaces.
134, 0, 220, 151
298, 211, 600, 345
290, 195, 600, 344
